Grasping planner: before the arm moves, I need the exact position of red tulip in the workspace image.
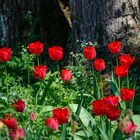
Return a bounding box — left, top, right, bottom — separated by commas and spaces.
92, 96, 120, 120
92, 100, 106, 116
34, 65, 47, 80
106, 105, 120, 120
2, 117, 18, 130
94, 59, 105, 72
30, 112, 36, 121
27, 41, 44, 55
0, 47, 12, 62
103, 95, 119, 107
120, 88, 135, 101
9, 127, 25, 140
52, 107, 69, 125
83, 46, 96, 60
107, 41, 120, 54
119, 54, 135, 68
114, 65, 128, 77
48, 46, 63, 61
61, 69, 72, 82
12, 99, 25, 112
122, 121, 137, 136
45, 118, 59, 130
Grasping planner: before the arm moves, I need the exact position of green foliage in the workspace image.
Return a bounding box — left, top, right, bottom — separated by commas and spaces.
0, 42, 140, 140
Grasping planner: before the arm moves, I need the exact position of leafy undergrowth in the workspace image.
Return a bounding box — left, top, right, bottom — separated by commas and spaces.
0, 41, 140, 140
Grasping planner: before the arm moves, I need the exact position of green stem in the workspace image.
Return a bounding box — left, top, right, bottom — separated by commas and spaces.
109, 120, 112, 139
76, 92, 84, 117
100, 74, 104, 98
100, 116, 105, 140
36, 81, 42, 105
100, 116, 103, 130
57, 62, 60, 80
116, 56, 121, 90
37, 56, 40, 65
91, 63, 95, 95
5, 65, 9, 95
118, 77, 121, 90
61, 124, 67, 140
92, 64, 101, 99
131, 84, 136, 110
121, 80, 124, 88
131, 97, 134, 110
91, 63, 95, 78
57, 62, 61, 100
127, 73, 129, 88
116, 56, 118, 66
27, 55, 31, 103
28, 56, 30, 86
85, 61, 88, 91
28, 69, 30, 86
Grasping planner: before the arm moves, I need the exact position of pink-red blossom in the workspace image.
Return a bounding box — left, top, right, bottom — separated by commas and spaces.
61, 69, 72, 82
0, 47, 12, 62
27, 41, 44, 55
94, 59, 105, 72
45, 118, 59, 130
107, 41, 120, 54
83, 46, 96, 60
34, 65, 47, 80
12, 99, 25, 112
52, 108, 69, 125
48, 46, 63, 61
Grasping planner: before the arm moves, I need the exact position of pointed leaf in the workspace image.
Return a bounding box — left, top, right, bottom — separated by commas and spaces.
113, 128, 123, 140
132, 115, 140, 132
98, 126, 109, 140
69, 104, 96, 128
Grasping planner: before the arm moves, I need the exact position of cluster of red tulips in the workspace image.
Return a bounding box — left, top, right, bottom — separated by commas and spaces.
0, 100, 25, 140
0, 41, 72, 139
0, 39, 137, 138
45, 107, 69, 130
28, 41, 73, 81
92, 95, 120, 120
83, 41, 136, 135
0, 41, 72, 82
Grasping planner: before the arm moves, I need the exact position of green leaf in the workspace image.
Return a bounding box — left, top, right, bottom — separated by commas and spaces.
0, 96, 9, 107
107, 73, 120, 97
113, 128, 123, 140
71, 134, 84, 140
98, 126, 109, 140
69, 104, 96, 128
109, 81, 119, 96
76, 93, 84, 117
132, 115, 140, 132
44, 106, 53, 112
75, 130, 89, 137
107, 76, 124, 108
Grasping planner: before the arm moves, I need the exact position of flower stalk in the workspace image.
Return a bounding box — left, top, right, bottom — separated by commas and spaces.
36, 80, 43, 105
5, 65, 9, 96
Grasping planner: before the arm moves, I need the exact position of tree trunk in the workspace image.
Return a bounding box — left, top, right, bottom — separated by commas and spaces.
0, 0, 71, 51
70, 0, 140, 47
0, 0, 40, 46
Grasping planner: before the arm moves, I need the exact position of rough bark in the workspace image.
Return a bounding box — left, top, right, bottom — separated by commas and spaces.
0, 0, 71, 51
0, 0, 40, 46
70, 0, 140, 47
